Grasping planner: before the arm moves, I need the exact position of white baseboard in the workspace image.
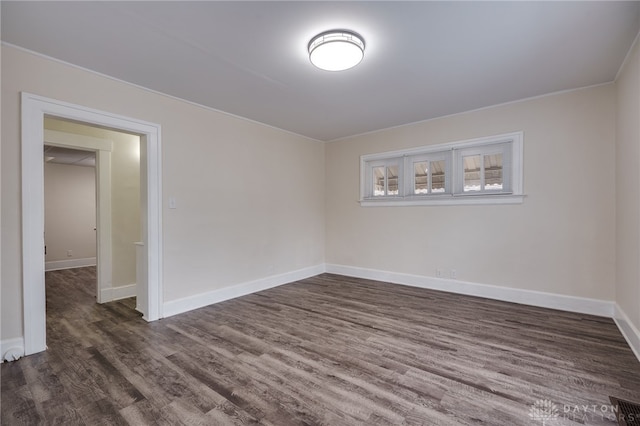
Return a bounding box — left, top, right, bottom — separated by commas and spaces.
163, 264, 325, 318
45, 257, 96, 271
13, 260, 640, 363
614, 304, 640, 362
100, 284, 136, 302
1, 337, 25, 363
325, 264, 615, 318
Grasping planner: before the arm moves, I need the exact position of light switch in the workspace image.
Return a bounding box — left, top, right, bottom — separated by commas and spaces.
168, 197, 177, 209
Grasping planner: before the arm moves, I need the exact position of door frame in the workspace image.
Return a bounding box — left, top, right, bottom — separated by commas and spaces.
22, 92, 163, 355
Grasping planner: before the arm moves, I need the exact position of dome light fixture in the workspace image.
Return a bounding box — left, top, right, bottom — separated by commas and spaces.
308, 30, 365, 71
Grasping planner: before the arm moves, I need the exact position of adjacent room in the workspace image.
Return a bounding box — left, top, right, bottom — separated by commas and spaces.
2, 1, 640, 425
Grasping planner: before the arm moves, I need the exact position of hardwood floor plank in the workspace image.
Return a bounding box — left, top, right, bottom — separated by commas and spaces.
39, 394, 85, 425
1, 361, 27, 391
84, 347, 146, 408
0, 384, 42, 425
163, 398, 228, 426
3, 268, 640, 425
119, 399, 176, 426
78, 398, 129, 426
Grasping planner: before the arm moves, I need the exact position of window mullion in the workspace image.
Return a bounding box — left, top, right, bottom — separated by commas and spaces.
404, 156, 411, 197
451, 148, 459, 195
361, 131, 522, 204
384, 164, 389, 196
480, 154, 485, 192
428, 160, 431, 195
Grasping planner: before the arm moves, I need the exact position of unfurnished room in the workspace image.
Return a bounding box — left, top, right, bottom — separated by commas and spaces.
2, 1, 640, 425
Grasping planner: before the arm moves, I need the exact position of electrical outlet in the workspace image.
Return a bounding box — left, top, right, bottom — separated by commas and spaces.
436, 268, 443, 278
450, 269, 457, 279
67, 250, 73, 257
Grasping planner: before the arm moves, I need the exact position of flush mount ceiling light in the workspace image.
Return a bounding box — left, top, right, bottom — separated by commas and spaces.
308, 30, 365, 71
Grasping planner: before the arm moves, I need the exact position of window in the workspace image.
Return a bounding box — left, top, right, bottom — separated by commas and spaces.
410, 153, 450, 195
360, 132, 523, 206
454, 142, 511, 195
366, 159, 402, 197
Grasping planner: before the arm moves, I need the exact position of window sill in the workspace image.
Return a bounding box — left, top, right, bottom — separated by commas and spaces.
359, 194, 525, 207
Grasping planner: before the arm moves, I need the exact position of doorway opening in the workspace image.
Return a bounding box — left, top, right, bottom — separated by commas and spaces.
43, 118, 143, 309
43, 145, 103, 322
44, 145, 97, 276
21, 93, 163, 356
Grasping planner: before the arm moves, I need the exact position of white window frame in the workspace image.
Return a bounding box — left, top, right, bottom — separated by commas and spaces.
405, 151, 451, 197
453, 142, 512, 195
360, 131, 524, 207
365, 157, 404, 198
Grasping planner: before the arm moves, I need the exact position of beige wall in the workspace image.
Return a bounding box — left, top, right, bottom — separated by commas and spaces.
326, 84, 616, 301
616, 37, 640, 331
1, 45, 325, 341
44, 162, 96, 262
2, 41, 629, 347
44, 118, 141, 288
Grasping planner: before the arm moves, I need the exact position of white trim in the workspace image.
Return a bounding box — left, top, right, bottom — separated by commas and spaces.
15, 254, 640, 363
21, 92, 163, 356
163, 265, 325, 318
360, 194, 525, 207
3, 43, 322, 144
45, 257, 96, 272
362, 131, 524, 161
22, 93, 47, 355
95, 150, 113, 303
360, 131, 524, 206
325, 264, 615, 318
44, 129, 113, 152
100, 284, 137, 302
328, 82, 613, 143
615, 29, 640, 82
3, 43, 615, 144
1, 337, 25, 363
614, 304, 640, 362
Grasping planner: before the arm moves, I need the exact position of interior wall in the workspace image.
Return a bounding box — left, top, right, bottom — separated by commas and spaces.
44, 162, 96, 263
3, 40, 626, 349
44, 118, 141, 288
1, 45, 325, 342
616, 36, 640, 332
325, 84, 616, 301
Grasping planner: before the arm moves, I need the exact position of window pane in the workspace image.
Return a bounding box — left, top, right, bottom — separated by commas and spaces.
414, 161, 428, 194
373, 166, 385, 196
484, 153, 503, 190
431, 160, 446, 193
387, 165, 399, 195
463, 155, 482, 192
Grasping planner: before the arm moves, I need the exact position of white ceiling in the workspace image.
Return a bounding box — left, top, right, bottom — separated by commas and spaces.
3, 1, 639, 142
44, 146, 96, 168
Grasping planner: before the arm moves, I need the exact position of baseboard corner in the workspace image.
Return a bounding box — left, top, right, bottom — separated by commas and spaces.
163, 263, 325, 318
99, 283, 137, 303
614, 304, 640, 363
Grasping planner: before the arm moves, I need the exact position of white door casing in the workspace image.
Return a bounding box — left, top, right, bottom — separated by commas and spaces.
21, 92, 163, 355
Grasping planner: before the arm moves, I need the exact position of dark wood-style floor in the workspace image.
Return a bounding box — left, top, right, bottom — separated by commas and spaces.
2, 267, 640, 425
